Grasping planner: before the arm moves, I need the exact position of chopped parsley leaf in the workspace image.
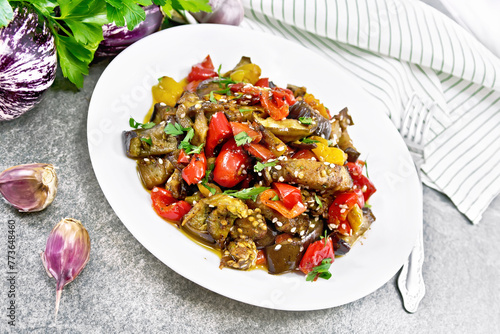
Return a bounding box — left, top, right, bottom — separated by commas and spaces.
129, 117, 155, 129
209, 91, 217, 103
306, 258, 333, 282
164, 122, 190, 136
314, 194, 323, 209
239, 108, 253, 113
300, 137, 320, 144
298, 117, 313, 125
271, 194, 279, 201
223, 187, 270, 201
254, 160, 277, 172
234, 131, 252, 146
140, 137, 152, 145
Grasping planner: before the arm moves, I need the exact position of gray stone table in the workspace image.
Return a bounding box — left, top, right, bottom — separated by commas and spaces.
1, 59, 499, 334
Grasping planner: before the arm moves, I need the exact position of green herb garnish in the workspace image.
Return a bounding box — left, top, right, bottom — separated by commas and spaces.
314, 194, 323, 209
176, 128, 203, 154
234, 131, 252, 146
298, 117, 313, 125
306, 258, 333, 282
300, 137, 320, 144
129, 117, 155, 129
271, 194, 279, 201
365, 160, 370, 178
223, 187, 270, 201
209, 91, 216, 103
254, 160, 277, 172
164, 122, 190, 136
239, 108, 254, 113
201, 163, 216, 194
140, 137, 152, 145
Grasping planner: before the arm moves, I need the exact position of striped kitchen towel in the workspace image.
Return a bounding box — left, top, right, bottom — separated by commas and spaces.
240, 0, 500, 224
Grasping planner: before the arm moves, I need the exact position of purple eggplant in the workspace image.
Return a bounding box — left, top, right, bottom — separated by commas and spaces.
0, 7, 57, 121
95, 5, 163, 58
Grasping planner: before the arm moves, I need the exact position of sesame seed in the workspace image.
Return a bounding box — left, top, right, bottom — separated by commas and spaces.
245, 94, 252, 99
275, 165, 282, 170
195, 103, 202, 109
340, 208, 346, 213
362, 185, 367, 192
159, 102, 166, 106
276, 221, 283, 227
300, 230, 305, 236
219, 99, 227, 103
192, 201, 197, 205
272, 217, 278, 223
258, 172, 262, 177
294, 171, 298, 177
299, 246, 304, 252
342, 223, 346, 229
144, 158, 150, 162
275, 244, 282, 251
158, 158, 163, 164
152, 187, 159, 192
209, 204, 215, 208
277, 146, 285, 151
278, 176, 285, 182
291, 227, 296, 233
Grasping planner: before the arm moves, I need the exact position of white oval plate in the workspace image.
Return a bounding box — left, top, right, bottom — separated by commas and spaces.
88, 24, 421, 311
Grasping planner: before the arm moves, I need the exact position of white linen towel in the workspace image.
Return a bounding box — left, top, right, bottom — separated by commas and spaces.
240, 0, 500, 224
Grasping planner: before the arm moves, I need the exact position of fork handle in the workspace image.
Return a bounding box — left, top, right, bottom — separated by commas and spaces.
398, 225, 425, 313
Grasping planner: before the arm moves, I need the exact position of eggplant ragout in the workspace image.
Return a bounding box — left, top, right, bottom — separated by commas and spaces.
123, 56, 376, 281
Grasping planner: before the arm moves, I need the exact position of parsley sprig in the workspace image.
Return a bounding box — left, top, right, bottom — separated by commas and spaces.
164, 122, 203, 155
298, 117, 313, 125
234, 131, 252, 146
223, 187, 270, 201
129, 117, 155, 129
0, 0, 211, 88
300, 137, 320, 144
314, 194, 323, 209
164, 122, 190, 136
254, 160, 277, 172
306, 258, 333, 282
201, 163, 216, 195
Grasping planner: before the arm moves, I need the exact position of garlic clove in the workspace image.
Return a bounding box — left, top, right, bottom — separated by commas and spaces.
0, 163, 58, 212
41, 218, 91, 318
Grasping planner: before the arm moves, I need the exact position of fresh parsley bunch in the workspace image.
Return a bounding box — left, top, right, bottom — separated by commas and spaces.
0, 0, 210, 87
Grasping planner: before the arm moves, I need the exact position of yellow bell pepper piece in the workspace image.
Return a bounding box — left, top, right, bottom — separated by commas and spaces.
347, 204, 364, 234
152, 76, 185, 107
229, 63, 261, 84
310, 136, 347, 165
304, 93, 330, 120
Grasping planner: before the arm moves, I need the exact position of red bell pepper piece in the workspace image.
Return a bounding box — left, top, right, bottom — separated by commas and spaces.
255, 77, 269, 87
185, 80, 201, 92
260, 189, 307, 219
213, 139, 251, 188
177, 149, 190, 164
230, 122, 262, 143
328, 192, 359, 226
151, 187, 192, 223
273, 183, 303, 210
292, 149, 318, 161
244, 142, 275, 161
346, 161, 377, 202
182, 151, 207, 185
299, 237, 335, 275
260, 89, 289, 120
187, 55, 218, 82
206, 112, 233, 157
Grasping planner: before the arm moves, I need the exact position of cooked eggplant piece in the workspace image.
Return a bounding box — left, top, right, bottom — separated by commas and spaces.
262, 158, 353, 192
330, 233, 351, 256
298, 219, 324, 248
288, 140, 317, 151
230, 214, 267, 240
246, 196, 310, 236
220, 239, 258, 270
253, 113, 314, 142
331, 206, 376, 254
137, 156, 174, 190
123, 123, 178, 158
289, 101, 331, 139
255, 124, 288, 157
196, 78, 223, 98
332, 107, 360, 161
182, 194, 249, 247
254, 227, 277, 249
165, 169, 186, 199
182, 200, 214, 244
150, 102, 175, 124
265, 237, 302, 274
192, 110, 208, 146
287, 84, 307, 98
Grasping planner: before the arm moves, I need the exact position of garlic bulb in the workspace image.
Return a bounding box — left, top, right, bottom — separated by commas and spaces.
0, 163, 58, 212
41, 218, 91, 318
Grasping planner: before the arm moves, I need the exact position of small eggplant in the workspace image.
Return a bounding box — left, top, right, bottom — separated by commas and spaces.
289, 101, 332, 139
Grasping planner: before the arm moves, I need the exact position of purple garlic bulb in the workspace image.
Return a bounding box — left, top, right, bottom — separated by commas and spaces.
0, 163, 58, 212
41, 218, 91, 318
